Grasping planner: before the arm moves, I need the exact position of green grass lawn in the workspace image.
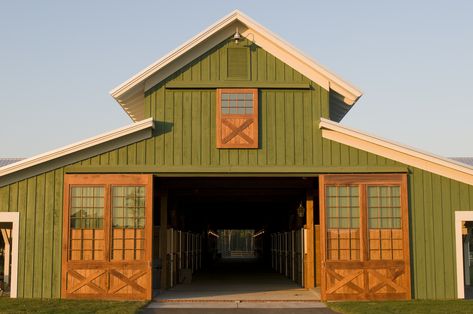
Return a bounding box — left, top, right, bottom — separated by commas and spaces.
328, 300, 473, 314
0, 298, 147, 313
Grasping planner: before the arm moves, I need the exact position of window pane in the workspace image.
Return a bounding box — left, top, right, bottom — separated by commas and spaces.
70, 186, 104, 230
326, 185, 360, 261
367, 186, 402, 229
112, 186, 146, 230
326, 185, 359, 229
367, 185, 403, 261
221, 91, 255, 115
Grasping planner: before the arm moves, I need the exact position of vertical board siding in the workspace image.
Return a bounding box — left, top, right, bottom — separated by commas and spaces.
0, 36, 471, 302
82, 38, 326, 170
407, 168, 473, 299
0, 170, 63, 298
135, 37, 324, 169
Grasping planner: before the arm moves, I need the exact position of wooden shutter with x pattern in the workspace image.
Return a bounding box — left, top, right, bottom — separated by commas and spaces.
216, 89, 258, 148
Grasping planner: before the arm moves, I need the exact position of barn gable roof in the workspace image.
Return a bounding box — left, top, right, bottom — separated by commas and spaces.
110, 10, 362, 122
320, 118, 473, 186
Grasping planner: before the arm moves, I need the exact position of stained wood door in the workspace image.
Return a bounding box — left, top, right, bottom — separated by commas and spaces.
216, 89, 258, 148
62, 174, 153, 300
319, 174, 411, 301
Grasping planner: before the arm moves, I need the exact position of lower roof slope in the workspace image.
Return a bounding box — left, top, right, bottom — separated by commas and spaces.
320, 118, 473, 186
0, 118, 155, 187
0, 158, 25, 168
451, 157, 473, 167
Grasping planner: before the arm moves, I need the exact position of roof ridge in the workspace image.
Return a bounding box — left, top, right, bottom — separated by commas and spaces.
110, 10, 362, 121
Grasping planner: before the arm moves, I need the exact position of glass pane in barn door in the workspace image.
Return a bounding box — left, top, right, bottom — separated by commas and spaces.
69, 186, 105, 261
367, 186, 403, 260
111, 186, 146, 261
325, 186, 360, 261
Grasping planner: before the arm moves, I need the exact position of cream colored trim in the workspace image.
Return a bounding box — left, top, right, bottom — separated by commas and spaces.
1, 229, 10, 285
0, 212, 19, 298
110, 10, 362, 121
455, 211, 473, 299
0, 118, 155, 178
320, 118, 473, 186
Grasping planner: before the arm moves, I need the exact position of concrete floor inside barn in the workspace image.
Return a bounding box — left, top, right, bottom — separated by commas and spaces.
152, 259, 320, 303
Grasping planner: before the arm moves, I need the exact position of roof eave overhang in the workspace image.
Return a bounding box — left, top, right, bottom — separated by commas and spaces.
110, 10, 363, 122
0, 118, 155, 187
319, 118, 473, 186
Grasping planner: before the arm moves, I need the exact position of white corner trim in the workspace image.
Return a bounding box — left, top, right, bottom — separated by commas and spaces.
455, 211, 473, 299
319, 118, 473, 186
110, 10, 362, 121
0, 118, 154, 178
0, 212, 19, 298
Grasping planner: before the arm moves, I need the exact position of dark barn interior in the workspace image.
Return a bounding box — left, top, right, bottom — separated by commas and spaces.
152, 177, 319, 300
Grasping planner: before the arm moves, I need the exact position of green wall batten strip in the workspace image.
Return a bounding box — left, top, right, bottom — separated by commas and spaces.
165, 82, 311, 89
64, 165, 409, 175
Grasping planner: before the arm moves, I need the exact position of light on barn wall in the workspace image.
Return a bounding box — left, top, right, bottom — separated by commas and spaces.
296, 201, 306, 218
233, 27, 241, 44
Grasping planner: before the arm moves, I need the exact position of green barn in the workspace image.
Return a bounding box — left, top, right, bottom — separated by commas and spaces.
0, 10, 472, 302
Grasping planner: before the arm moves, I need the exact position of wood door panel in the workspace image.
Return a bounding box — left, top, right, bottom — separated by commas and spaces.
324, 263, 409, 300
62, 174, 153, 300
320, 174, 411, 301
64, 263, 151, 299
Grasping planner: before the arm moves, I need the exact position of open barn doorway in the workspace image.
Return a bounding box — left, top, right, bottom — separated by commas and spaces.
152, 177, 320, 302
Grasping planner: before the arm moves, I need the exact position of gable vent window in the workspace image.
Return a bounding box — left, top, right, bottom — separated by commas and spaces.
227, 48, 249, 79
216, 89, 258, 148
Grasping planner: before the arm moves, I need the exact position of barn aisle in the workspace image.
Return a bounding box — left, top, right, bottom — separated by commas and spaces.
153, 258, 320, 302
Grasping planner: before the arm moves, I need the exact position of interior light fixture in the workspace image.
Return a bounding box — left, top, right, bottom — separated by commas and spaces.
296, 201, 306, 218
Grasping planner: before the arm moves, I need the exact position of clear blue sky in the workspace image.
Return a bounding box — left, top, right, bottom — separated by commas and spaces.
0, 1, 472, 158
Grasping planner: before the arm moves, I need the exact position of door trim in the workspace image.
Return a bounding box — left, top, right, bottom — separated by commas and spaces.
0, 212, 19, 298
455, 211, 473, 299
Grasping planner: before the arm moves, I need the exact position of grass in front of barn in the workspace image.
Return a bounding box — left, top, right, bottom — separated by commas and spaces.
0, 298, 147, 313
328, 300, 473, 314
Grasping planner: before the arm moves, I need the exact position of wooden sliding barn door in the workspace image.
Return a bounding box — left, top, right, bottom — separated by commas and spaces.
62, 174, 153, 300
319, 174, 411, 301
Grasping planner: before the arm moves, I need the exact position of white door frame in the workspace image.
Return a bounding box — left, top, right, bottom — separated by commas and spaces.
455, 211, 473, 299
0, 212, 19, 298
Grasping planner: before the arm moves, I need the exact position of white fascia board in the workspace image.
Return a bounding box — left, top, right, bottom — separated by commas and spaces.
319, 118, 473, 186
110, 10, 240, 99
110, 10, 363, 121
0, 118, 154, 178
237, 12, 362, 103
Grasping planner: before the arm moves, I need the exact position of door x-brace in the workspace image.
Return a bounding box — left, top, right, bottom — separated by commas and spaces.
222, 119, 254, 144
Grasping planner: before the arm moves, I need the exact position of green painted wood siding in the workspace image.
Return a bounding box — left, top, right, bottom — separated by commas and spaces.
408, 169, 473, 299
0, 169, 63, 298
77, 38, 329, 169
0, 36, 472, 301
